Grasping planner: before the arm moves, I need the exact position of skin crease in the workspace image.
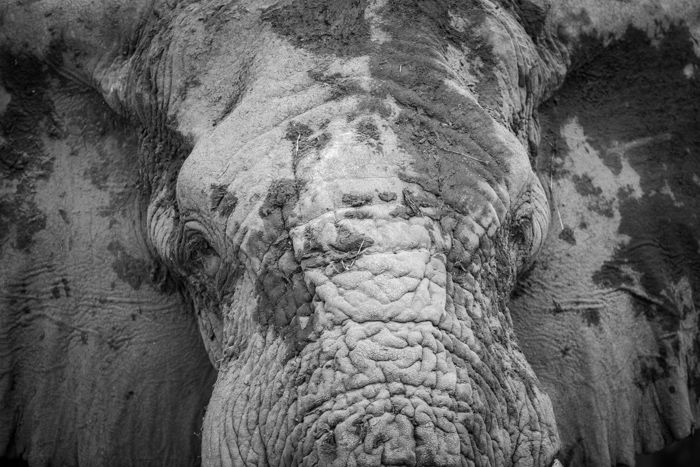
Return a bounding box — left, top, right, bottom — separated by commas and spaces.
0, 1, 699, 467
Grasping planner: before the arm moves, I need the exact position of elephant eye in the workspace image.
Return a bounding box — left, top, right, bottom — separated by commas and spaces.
510, 182, 549, 275
181, 229, 221, 277
509, 213, 538, 275
512, 217, 533, 248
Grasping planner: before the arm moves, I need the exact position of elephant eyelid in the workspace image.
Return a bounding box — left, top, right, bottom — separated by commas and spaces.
183, 219, 212, 238
182, 220, 219, 251
178, 224, 221, 274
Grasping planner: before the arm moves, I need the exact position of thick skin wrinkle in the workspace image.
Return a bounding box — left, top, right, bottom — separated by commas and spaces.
203, 207, 558, 466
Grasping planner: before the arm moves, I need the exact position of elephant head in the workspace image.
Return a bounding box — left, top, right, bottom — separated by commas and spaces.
1, 0, 699, 466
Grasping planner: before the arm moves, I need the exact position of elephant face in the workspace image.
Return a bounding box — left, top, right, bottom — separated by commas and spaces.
150, 2, 556, 464
2, 0, 700, 466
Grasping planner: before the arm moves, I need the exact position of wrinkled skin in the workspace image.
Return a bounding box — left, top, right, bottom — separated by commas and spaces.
1, 0, 699, 466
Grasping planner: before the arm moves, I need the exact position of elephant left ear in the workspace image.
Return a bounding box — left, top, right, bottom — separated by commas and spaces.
510, 21, 700, 467
0, 53, 215, 465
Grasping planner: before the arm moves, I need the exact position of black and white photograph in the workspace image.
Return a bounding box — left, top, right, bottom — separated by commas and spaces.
1, 1, 699, 465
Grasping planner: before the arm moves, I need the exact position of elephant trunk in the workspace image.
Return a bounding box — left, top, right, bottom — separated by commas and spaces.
201, 198, 558, 466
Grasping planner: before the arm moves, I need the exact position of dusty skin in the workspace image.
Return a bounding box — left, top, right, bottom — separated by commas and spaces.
1, 1, 699, 466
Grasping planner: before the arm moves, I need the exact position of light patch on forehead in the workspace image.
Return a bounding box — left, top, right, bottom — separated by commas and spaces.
176, 119, 293, 225
176, 25, 321, 140
304, 119, 398, 181
175, 41, 343, 217
365, 0, 390, 44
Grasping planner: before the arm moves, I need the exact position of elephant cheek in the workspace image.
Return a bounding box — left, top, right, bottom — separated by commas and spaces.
201, 214, 559, 466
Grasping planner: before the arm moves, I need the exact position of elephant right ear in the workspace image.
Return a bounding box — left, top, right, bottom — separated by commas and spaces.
510, 22, 700, 466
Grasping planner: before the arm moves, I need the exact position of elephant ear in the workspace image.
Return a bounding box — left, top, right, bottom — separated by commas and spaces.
0, 54, 214, 465
510, 24, 700, 466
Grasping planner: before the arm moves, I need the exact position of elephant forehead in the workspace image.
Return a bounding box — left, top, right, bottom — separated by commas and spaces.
289, 115, 515, 226
176, 101, 518, 243
176, 85, 530, 230
174, 0, 541, 231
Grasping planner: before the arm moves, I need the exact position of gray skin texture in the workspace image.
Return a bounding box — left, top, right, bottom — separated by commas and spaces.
1, 0, 699, 466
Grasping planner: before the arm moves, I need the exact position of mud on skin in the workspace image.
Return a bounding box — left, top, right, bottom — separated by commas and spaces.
3, 1, 700, 467
3, 1, 559, 466
193, 2, 560, 465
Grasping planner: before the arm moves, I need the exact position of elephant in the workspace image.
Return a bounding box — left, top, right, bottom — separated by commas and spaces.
1, 0, 699, 465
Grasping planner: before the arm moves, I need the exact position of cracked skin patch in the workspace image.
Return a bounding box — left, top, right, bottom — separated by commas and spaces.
540, 24, 700, 385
